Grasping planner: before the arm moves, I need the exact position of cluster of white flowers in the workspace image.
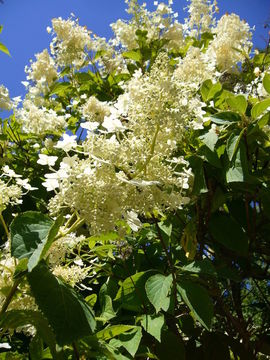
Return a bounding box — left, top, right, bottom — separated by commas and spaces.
0, 166, 37, 212
50, 16, 92, 67
53, 264, 88, 287
25, 49, 58, 90
0, 249, 36, 312
0, 85, 12, 111
0, 179, 22, 212
185, 0, 217, 37
208, 13, 252, 72
81, 96, 110, 123
111, 0, 183, 52
38, 54, 193, 233
47, 231, 85, 265
17, 100, 66, 135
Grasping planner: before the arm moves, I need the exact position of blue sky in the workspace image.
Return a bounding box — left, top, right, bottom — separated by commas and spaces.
0, 0, 269, 99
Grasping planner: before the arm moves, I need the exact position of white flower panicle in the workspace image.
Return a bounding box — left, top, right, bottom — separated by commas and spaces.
25, 49, 57, 88
207, 13, 253, 72
50, 16, 92, 67
17, 101, 66, 135
185, 0, 217, 37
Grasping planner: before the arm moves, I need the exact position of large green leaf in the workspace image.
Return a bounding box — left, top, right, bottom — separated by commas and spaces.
141, 314, 164, 342
209, 212, 248, 254
200, 80, 222, 102
0, 310, 60, 359
145, 274, 172, 313
181, 259, 216, 277
227, 95, 247, 115
226, 144, 248, 183
156, 331, 185, 360
200, 128, 219, 152
27, 261, 96, 345
226, 129, 244, 162
114, 271, 151, 311
177, 280, 213, 330
251, 98, 270, 119
263, 73, 270, 94
110, 327, 142, 357
123, 50, 142, 63
10, 212, 62, 272
49, 82, 72, 97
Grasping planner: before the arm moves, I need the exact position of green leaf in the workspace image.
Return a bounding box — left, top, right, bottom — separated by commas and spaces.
123, 50, 142, 63
29, 335, 43, 360
96, 325, 136, 341
227, 95, 247, 115
177, 280, 213, 330
209, 212, 248, 254
141, 314, 164, 342
226, 143, 248, 183
188, 156, 208, 194
49, 82, 72, 97
200, 79, 213, 102
110, 327, 142, 357
158, 221, 172, 237
181, 259, 216, 277
0, 42, 10, 56
200, 128, 219, 151
100, 295, 116, 321
251, 98, 270, 119
263, 73, 270, 94
0, 310, 60, 359
145, 274, 173, 313
27, 261, 96, 345
10, 212, 63, 272
10, 211, 52, 264
207, 82, 222, 101
85, 294, 97, 307
156, 331, 185, 360
211, 111, 241, 125
114, 271, 151, 312
226, 129, 245, 161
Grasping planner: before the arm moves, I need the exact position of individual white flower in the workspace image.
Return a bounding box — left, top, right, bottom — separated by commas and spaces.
42, 174, 60, 191
37, 154, 58, 166
16, 178, 38, 191
54, 134, 77, 152
126, 210, 142, 232
102, 115, 126, 133
2, 165, 22, 178
81, 121, 99, 131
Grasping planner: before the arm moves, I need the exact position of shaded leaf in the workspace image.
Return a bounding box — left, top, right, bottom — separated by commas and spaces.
177, 281, 213, 330
27, 261, 96, 345
141, 314, 164, 342
209, 212, 248, 254
145, 274, 172, 313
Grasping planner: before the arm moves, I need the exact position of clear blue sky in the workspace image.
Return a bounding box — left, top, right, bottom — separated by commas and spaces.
0, 0, 269, 99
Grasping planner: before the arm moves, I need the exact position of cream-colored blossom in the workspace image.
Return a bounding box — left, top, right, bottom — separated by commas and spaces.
207, 13, 252, 72
25, 49, 57, 88
0, 179, 23, 212
81, 96, 110, 123
17, 100, 66, 135
50, 16, 92, 67
0, 85, 12, 111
